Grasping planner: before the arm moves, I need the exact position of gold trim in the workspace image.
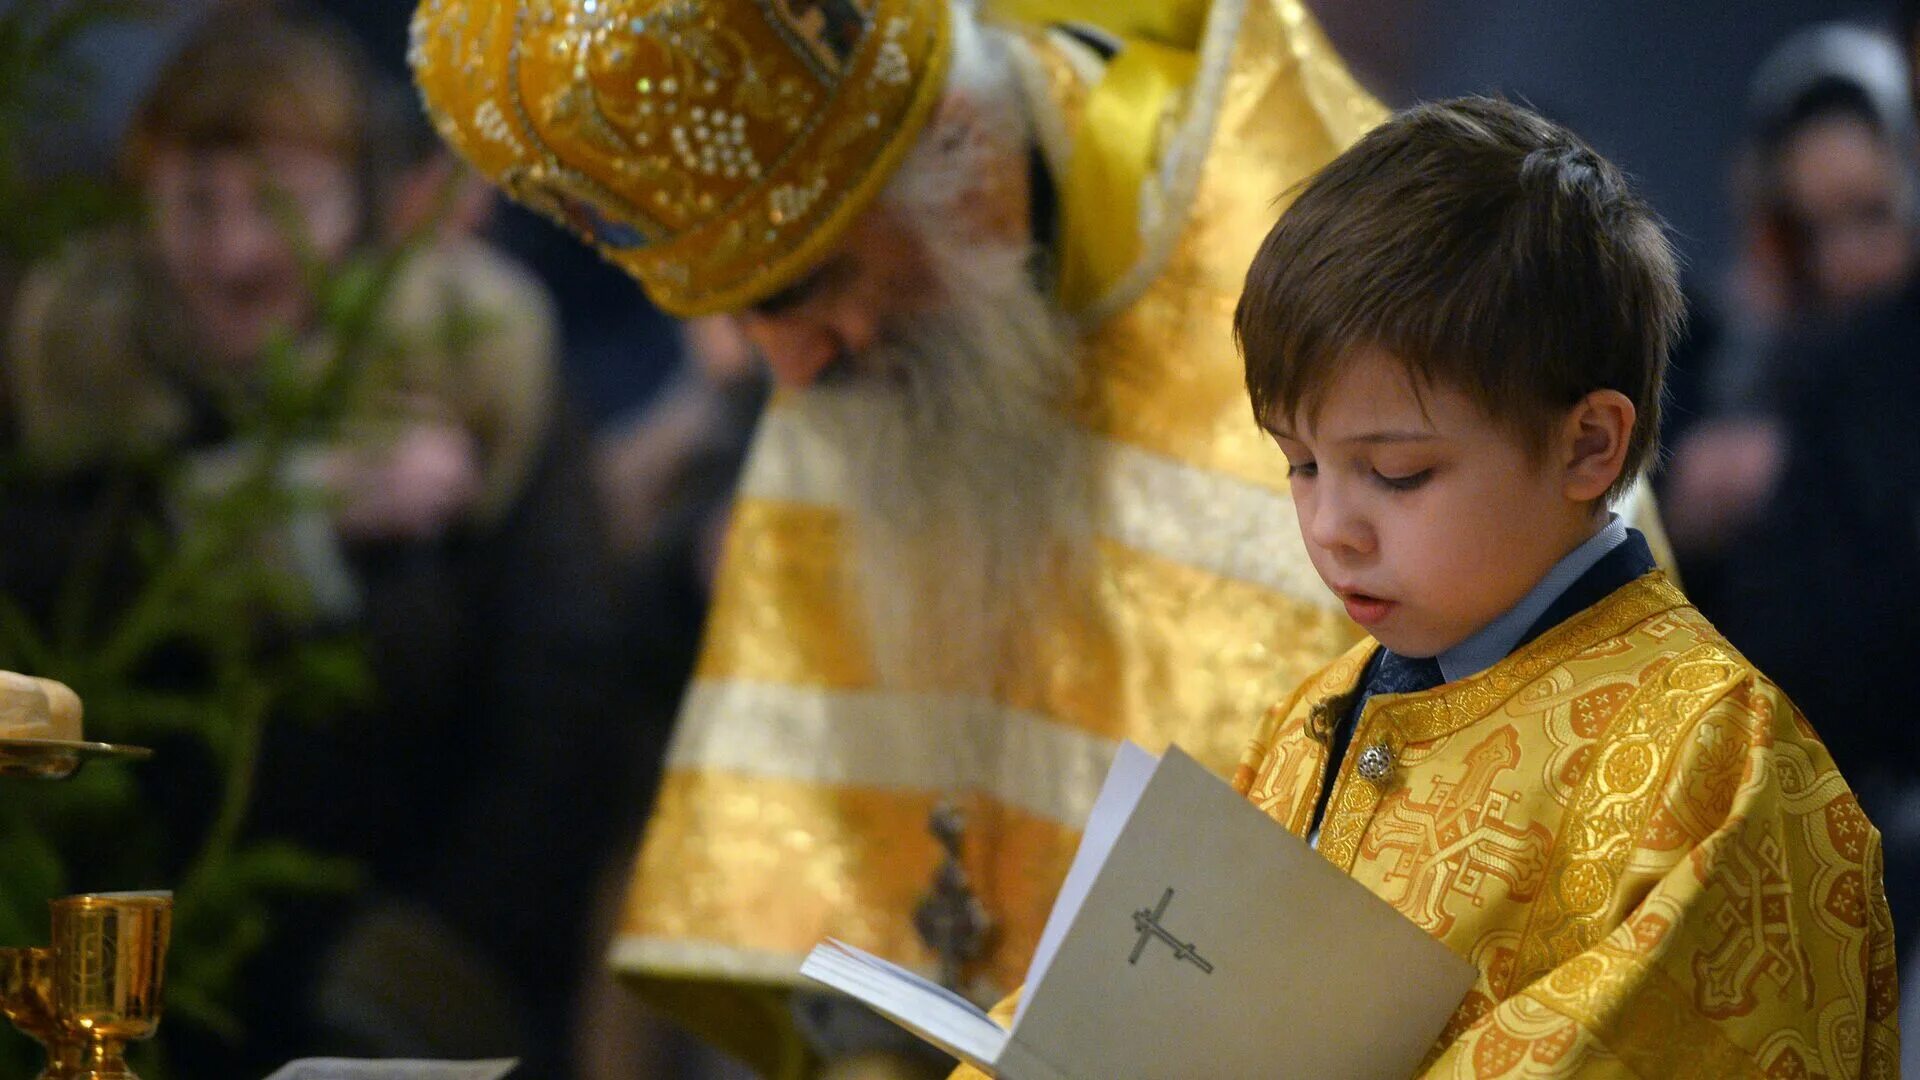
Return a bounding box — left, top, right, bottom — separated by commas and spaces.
1369, 573, 1688, 744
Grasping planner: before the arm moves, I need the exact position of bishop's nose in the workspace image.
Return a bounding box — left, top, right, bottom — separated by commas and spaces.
741, 309, 876, 390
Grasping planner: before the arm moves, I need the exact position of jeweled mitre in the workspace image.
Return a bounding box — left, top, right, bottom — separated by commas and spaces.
410, 0, 951, 315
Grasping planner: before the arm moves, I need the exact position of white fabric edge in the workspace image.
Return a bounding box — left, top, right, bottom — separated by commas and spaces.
665, 678, 1122, 829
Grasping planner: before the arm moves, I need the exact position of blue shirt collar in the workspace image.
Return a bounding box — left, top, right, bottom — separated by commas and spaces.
1434, 514, 1629, 682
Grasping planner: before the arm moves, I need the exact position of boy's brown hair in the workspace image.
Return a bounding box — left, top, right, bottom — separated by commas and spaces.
122, 7, 372, 179
1234, 97, 1683, 502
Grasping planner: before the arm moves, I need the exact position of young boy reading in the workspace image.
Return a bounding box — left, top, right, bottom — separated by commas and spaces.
952, 97, 1899, 1077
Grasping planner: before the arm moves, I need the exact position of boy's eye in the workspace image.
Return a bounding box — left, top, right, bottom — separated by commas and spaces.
1286, 461, 1317, 480
1374, 468, 1432, 492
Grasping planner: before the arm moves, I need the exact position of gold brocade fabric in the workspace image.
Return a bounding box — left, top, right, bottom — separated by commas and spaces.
950, 573, 1899, 1080
1235, 572, 1900, 1078
610, 1, 1381, 1074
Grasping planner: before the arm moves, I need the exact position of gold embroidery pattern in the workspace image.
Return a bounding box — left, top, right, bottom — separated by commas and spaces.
1689, 818, 1803, 1019
1369, 573, 1687, 745
1315, 727, 1389, 872
1512, 642, 1747, 990
1237, 586, 1900, 1078
1233, 642, 1369, 836
1362, 726, 1554, 937
1316, 577, 1687, 876
1236, 701, 1323, 837
412, 0, 952, 315
1447, 992, 1594, 1078
1525, 937, 1765, 1078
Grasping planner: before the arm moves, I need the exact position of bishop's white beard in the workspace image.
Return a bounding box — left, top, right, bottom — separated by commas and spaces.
815, 237, 1090, 695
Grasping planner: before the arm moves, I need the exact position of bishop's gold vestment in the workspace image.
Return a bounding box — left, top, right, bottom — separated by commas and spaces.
608, 1, 1384, 1073
953, 572, 1898, 1078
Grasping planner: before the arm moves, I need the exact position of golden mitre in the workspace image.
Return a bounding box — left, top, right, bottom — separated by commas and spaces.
410, 0, 951, 317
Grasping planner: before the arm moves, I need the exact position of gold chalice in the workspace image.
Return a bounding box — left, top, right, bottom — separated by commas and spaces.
1, 892, 171, 1080
1, 675, 166, 1078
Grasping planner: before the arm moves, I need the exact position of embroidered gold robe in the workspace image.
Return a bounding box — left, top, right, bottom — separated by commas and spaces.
951, 572, 1897, 1078
1246, 571, 1897, 1077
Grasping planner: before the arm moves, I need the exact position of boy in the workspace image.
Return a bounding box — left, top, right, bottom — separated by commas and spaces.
955, 97, 1899, 1077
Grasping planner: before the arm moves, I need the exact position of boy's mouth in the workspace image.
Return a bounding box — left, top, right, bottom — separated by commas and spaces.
1337, 590, 1395, 627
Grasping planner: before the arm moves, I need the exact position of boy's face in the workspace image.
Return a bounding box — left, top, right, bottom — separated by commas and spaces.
1269, 346, 1609, 658
146, 139, 361, 372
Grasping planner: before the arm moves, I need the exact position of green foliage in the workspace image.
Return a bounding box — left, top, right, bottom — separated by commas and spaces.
0, 7, 447, 1073
0, 236, 431, 1070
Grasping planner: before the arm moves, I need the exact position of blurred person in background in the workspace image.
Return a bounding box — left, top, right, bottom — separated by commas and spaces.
596, 315, 767, 700
1661, 22, 1917, 599
576, 315, 767, 1080
1701, 2, 1920, 984
4, 6, 634, 1074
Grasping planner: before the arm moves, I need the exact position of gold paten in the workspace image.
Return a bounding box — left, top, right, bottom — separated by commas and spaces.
0, 741, 152, 781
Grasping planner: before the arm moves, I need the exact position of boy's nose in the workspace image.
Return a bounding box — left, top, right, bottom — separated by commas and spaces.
1304, 487, 1375, 558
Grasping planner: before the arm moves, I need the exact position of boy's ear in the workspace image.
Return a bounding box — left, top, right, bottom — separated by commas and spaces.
1560, 389, 1636, 502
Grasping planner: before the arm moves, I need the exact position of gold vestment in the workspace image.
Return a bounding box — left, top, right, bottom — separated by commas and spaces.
1243, 572, 1897, 1077
610, 1, 1381, 1073
953, 572, 1898, 1078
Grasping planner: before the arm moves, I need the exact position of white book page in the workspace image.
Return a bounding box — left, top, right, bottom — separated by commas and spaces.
800, 941, 1008, 1069
1014, 741, 1158, 1027
827, 939, 994, 1020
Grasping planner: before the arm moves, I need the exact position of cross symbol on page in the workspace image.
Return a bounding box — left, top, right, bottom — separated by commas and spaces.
1129, 887, 1214, 974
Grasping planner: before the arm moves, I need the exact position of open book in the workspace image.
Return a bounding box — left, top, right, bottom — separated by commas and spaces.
802, 743, 1478, 1079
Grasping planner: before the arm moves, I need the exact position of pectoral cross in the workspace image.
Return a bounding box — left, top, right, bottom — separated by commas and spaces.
1129, 887, 1214, 974
914, 801, 997, 991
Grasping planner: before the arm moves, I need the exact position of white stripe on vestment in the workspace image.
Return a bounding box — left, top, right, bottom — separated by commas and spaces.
1098, 442, 1324, 604
665, 678, 1121, 830
736, 395, 1334, 609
